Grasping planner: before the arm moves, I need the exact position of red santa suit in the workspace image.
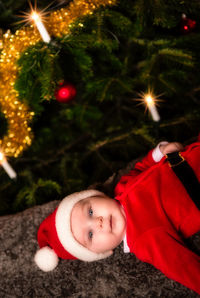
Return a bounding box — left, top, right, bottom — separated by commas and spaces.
114, 138, 200, 294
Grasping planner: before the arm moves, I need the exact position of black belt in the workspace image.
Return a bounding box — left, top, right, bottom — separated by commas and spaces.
166, 151, 200, 210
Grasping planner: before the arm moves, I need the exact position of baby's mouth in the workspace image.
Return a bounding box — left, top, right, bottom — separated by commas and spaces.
110, 215, 112, 231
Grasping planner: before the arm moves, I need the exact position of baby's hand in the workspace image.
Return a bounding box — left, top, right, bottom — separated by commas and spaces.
159, 142, 184, 155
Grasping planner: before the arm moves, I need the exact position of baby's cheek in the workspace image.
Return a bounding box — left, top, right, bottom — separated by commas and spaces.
92, 234, 113, 253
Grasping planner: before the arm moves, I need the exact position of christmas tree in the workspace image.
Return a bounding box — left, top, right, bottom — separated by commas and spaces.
0, 0, 199, 215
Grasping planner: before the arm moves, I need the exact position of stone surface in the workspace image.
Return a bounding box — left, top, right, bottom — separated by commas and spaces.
0, 160, 200, 297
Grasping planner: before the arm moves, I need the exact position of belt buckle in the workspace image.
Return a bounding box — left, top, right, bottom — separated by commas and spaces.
166, 152, 185, 168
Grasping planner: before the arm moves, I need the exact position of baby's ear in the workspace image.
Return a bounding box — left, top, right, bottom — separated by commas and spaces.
107, 250, 113, 256
96, 250, 113, 261
102, 250, 113, 258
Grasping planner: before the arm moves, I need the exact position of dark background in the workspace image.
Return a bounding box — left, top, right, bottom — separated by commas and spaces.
0, 0, 199, 215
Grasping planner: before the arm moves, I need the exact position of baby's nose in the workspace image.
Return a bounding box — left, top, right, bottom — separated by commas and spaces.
95, 216, 110, 232
97, 216, 103, 228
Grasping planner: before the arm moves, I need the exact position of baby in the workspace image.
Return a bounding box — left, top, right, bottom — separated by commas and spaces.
34, 137, 200, 294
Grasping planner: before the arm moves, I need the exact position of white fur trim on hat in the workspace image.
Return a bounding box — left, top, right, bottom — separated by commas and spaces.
56, 189, 113, 262
34, 246, 59, 272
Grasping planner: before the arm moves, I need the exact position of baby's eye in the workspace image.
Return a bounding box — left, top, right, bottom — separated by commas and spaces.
88, 230, 93, 240
88, 207, 93, 217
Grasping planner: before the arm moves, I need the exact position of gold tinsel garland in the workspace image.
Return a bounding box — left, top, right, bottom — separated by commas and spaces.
0, 0, 116, 158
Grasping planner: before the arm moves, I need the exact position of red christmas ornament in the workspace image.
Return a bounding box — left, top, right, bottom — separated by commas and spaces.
55, 82, 76, 103
181, 14, 196, 34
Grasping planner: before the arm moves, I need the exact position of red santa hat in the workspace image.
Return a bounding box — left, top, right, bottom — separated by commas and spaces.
34, 189, 112, 272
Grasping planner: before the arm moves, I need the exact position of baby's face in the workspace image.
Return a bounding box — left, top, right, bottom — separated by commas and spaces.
70, 196, 126, 254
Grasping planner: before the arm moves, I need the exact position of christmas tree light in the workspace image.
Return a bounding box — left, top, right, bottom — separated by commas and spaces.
0, 152, 17, 179
145, 94, 160, 122
31, 11, 51, 43
135, 90, 161, 122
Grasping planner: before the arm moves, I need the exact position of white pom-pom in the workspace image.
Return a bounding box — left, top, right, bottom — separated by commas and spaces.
34, 246, 59, 272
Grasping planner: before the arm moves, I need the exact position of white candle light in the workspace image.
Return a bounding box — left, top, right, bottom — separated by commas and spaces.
31, 11, 51, 43
0, 152, 17, 179
145, 94, 160, 122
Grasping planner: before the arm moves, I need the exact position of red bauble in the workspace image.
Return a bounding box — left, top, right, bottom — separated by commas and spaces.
181, 14, 196, 34
55, 82, 76, 103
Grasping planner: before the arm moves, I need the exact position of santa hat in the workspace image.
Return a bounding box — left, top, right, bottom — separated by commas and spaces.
34, 189, 112, 272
